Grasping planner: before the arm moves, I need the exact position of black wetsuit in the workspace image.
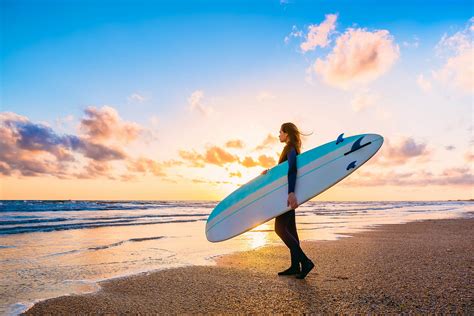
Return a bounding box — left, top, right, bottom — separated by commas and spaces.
274, 146, 310, 269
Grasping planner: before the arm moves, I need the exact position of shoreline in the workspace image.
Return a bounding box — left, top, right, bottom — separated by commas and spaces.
22, 216, 473, 314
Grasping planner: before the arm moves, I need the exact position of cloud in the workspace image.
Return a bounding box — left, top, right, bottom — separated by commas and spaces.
432, 18, 474, 94
255, 133, 279, 150
257, 154, 276, 168
416, 74, 432, 92
372, 137, 431, 166
205, 146, 239, 166
433, 47, 473, 93
178, 149, 206, 168
241, 156, 258, 168
310, 27, 400, 89
351, 90, 378, 112
240, 155, 276, 168
80, 106, 142, 144
75, 141, 126, 161
300, 14, 338, 52
284, 25, 303, 44
187, 90, 214, 116
127, 157, 166, 176
225, 139, 244, 148
0, 112, 127, 178
445, 145, 456, 151
191, 178, 235, 185
342, 166, 474, 187
76, 160, 114, 179
128, 93, 147, 103
229, 171, 242, 178
179, 146, 239, 167
0, 110, 175, 180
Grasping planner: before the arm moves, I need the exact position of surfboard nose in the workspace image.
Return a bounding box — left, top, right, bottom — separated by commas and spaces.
363, 133, 384, 143
205, 222, 220, 242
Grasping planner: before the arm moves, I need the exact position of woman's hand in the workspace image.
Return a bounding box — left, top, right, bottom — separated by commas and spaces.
261, 169, 268, 175
287, 192, 298, 209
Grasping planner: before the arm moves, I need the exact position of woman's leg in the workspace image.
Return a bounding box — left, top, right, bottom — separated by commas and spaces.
275, 210, 308, 268
287, 209, 300, 243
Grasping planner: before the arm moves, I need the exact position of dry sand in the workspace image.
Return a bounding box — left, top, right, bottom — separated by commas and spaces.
24, 217, 474, 314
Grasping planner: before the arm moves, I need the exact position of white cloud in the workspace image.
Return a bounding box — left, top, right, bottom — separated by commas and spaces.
128, 93, 147, 103
310, 28, 400, 89
416, 74, 432, 92
187, 90, 214, 116
300, 14, 338, 52
432, 18, 474, 94
432, 47, 473, 93
284, 25, 303, 44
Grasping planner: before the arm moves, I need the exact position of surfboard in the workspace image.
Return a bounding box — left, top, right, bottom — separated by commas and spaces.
206, 133, 384, 242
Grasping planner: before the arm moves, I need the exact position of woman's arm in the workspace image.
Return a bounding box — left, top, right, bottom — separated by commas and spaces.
287, 147, 297, 194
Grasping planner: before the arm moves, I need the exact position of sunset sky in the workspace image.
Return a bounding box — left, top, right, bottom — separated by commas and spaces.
1, 0, 473, 201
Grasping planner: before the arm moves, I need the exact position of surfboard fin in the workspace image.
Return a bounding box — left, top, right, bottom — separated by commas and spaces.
344, 136, 372, 156
346, 160, 357, 170
336, 133, 344, 145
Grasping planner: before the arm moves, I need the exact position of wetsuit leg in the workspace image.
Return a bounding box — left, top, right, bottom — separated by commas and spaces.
275, 209, 308, 266
288, 209, 300, 243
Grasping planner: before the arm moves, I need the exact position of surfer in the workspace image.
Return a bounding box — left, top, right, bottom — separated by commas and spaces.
262, 122, 314, 279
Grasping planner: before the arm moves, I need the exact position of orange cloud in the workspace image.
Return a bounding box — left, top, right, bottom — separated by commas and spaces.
127, 157, 166, 176
80, 106, 142, 143
204, 146, 239, 166
229, 171, 242, 178
311, 28, 399, 89
179, 146, 238, 167
191, 178, 234, 185
258, 155, 276, 168
241, 156, 258, 168
178, 149, 206, 167
225, 139, 244, 148
255, 133, 279, 150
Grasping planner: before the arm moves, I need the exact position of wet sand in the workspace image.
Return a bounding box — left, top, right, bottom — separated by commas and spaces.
24, 217, 474, 314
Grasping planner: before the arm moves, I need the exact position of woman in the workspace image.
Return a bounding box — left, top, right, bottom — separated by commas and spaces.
262, 122, 314, 279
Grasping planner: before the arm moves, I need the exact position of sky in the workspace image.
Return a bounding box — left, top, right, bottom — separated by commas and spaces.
1, 0, 473, 201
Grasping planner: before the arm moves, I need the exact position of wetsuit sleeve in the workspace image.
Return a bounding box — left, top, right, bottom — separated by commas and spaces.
287, 147, 297, 194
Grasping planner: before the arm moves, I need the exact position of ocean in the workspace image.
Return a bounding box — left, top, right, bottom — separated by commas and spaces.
0, 200, 472, 315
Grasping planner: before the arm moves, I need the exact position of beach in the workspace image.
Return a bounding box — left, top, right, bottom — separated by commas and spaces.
24, 217, 473, 314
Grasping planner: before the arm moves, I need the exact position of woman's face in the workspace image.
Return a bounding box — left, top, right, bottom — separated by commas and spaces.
279, 128, 288, 143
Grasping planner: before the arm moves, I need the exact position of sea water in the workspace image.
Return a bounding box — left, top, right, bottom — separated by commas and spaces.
0, 200, 473, 315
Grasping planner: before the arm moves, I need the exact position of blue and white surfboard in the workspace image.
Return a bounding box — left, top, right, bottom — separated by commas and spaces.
206, 133, 384, 242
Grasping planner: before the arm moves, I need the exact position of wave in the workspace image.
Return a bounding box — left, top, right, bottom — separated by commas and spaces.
0, 218, 206, 235
44, 236, 166, 257
0, 213, 210, 227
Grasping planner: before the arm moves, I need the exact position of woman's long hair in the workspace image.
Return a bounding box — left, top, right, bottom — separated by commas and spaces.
278, 122, 312, 164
